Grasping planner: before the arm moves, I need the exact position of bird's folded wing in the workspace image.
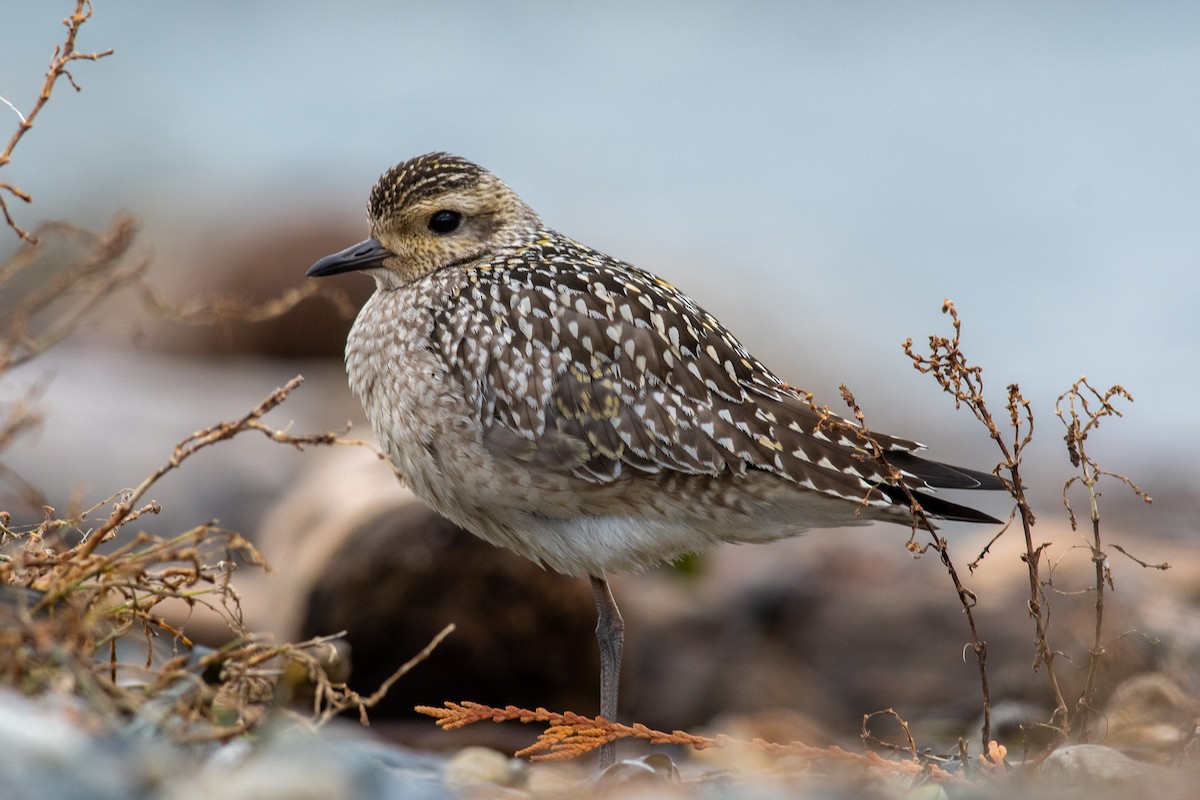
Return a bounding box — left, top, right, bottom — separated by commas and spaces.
451, 256, 946, 510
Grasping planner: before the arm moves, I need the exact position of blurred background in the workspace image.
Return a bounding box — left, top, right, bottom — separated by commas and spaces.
2, 1, 1197, 755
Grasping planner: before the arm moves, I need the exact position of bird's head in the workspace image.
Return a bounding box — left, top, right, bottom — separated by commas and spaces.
307, 153, 541, 289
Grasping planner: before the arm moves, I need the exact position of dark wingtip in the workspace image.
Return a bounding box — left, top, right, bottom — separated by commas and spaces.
883, 451, 1004, 491
873, 450, 1005, 524
875, 484, 1003, 524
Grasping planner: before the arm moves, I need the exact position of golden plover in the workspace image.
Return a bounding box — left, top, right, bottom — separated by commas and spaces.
308, 153, 1001, 767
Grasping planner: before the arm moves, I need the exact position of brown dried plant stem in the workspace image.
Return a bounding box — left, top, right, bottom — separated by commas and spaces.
0, 0, 113, 241
1061, 383, 1108, 741
1055, 378, 1156, 740
315, 623, 455, 726
904, 301, 1068, 743
862, 708, 919, 759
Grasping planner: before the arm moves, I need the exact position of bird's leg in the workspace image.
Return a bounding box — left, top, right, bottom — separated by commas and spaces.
589, 573, 624, 769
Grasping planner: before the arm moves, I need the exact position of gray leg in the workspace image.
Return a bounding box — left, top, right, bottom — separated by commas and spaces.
590, 573, 624, 769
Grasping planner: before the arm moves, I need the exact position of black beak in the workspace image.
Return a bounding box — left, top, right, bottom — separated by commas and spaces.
307, 237, 392, 278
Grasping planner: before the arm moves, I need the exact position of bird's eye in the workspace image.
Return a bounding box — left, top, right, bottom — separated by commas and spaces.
427, 210, 463, 235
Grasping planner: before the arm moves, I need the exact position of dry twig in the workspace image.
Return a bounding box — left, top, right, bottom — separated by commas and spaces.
56, 375, 368, 561
0, 0, 114, 241
313, 623, 455, 726
861, 708, 919, 759
1055, 377, 1160, 740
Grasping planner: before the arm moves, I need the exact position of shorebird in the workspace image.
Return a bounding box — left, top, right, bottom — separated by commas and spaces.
307, 153, 1001, 767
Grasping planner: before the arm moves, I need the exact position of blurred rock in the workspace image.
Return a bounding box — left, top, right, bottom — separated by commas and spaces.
0, 688, 184, 800
1102, 673, 1200, 763
1038, 743, 1170, 785
165, 720, 449, 800
444, 746, 526, 790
